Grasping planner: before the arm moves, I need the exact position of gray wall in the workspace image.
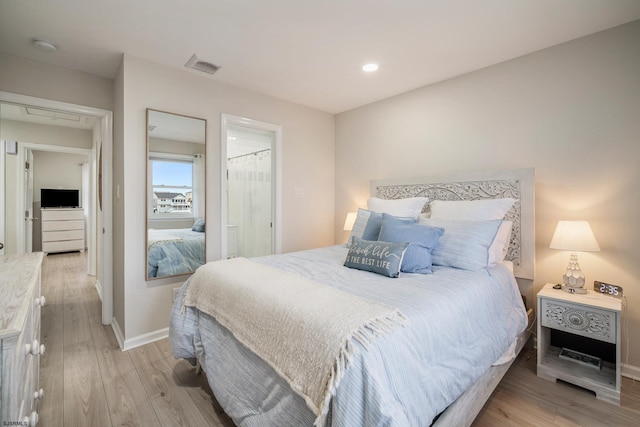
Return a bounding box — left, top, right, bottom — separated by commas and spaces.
335, 21, 640, 375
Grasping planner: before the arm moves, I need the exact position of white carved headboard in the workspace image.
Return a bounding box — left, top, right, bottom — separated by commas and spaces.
371, 168, 535, 280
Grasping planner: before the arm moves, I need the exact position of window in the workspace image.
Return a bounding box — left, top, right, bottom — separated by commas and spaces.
150, 157, 194, 217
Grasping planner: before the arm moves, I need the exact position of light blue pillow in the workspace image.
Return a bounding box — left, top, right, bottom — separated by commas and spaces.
418, 218, 502, 271
192, 218, 205, 232
347, 208, 394, 246
378, 213, 444, 274
344, 237, 409, 278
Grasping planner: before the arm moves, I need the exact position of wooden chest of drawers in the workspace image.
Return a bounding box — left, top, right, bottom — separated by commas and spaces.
0, 252, 45, 426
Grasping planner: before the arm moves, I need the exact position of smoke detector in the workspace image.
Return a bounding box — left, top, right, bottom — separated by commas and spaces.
32, 38, 57, 52
185, 54, 220, 75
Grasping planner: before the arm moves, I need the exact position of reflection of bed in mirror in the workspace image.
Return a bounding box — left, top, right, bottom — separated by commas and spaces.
147, 228, 205, 278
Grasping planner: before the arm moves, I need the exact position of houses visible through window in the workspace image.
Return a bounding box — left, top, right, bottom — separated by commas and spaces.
150, 158, 193, 216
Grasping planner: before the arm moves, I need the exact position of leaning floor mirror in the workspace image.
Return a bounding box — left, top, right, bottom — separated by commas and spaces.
146, 108, 207, 280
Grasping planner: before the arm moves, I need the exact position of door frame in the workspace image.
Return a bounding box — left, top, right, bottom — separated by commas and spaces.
15, 143, 92, 254
20, 147, 34, 253
0, 141, 4, 256
0, 91, 113, 326
220, 113, 282, 258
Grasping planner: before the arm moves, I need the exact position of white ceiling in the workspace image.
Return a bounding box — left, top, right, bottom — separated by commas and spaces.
1, 0, 639, 114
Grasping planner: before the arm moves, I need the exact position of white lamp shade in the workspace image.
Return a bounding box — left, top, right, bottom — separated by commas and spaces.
549, 220, 600, 252
343, 212, 357, 231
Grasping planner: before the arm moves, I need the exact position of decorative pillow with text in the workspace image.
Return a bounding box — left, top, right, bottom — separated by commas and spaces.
344, 237, 409, 278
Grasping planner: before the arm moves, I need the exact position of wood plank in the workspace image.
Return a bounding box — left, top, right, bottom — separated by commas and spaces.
102, 370, 159, 426
90, 320, 137, 381
63, 340, 111, 427
39, 364, 65, 427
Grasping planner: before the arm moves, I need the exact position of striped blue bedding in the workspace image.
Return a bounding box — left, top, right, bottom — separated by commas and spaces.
169, 245, 527, 426
147, 228, 205, 278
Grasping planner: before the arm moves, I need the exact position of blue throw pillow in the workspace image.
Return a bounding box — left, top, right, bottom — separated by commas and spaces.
347, 208, 383, 245
192, 218, 205, 232
418, 218, 502, 271
378, 213, 444, 274
344, 237, 409, 278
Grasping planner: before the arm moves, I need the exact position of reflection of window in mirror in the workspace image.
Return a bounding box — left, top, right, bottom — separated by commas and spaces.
149, 156, 199, 217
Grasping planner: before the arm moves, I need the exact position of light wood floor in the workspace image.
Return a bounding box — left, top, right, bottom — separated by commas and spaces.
38, 252, 639, 426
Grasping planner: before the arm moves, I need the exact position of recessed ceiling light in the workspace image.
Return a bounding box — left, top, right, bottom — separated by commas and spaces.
32, 38, 57, 52
362, 63, 379, 72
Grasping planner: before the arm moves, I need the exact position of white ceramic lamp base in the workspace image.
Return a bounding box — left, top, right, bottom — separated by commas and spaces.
561, 253, 587, 294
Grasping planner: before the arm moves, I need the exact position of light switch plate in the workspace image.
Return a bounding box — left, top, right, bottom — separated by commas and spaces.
6, 140, 17, 155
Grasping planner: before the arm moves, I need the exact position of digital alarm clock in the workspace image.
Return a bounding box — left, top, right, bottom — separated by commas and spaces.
594, 280, 623, 298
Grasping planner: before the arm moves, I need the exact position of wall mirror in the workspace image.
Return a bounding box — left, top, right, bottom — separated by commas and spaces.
146, 109, 206, 280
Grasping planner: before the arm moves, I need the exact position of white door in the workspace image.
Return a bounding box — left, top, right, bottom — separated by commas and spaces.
0, 141, 5, 256
23, 148, 34, 252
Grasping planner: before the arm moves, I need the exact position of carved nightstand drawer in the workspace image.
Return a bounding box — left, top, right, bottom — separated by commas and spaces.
541, 298, 615, 344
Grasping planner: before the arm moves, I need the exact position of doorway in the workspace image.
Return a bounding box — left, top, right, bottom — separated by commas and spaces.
0, 91, 113, 326
221, 114, 282, 259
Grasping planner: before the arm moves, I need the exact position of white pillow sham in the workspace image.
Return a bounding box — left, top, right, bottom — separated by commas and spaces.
490, 221, 512, 265
367, 196, 429, 219
429, 198, 516, 220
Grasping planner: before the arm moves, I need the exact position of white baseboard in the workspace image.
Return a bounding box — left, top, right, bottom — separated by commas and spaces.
622, 363, 640, 381
121, 327, 169, 352
94, 279, 103, 301
111, 317, 125, 350
110, 317, 170, 352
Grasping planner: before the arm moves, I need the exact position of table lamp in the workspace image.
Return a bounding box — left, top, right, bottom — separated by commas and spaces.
343, 212, 357, 232
549, 220, 600, 294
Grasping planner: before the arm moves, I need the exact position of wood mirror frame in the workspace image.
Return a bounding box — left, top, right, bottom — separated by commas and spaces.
145, 108, 207, 280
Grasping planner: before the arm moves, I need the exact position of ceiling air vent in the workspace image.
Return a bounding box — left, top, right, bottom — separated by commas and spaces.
185, 54, 220, 75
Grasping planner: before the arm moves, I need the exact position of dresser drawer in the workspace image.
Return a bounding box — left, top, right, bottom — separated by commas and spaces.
42, 219, 84, 232
42, 239, 84, 253
541, 298, 616, 344
41, 209, 84, 221
42, 229, 84, 242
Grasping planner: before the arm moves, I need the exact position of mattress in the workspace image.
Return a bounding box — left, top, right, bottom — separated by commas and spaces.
169, 245, 527, 426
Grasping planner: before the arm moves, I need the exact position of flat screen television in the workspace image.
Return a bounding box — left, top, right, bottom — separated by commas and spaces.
41, 188, 80, 208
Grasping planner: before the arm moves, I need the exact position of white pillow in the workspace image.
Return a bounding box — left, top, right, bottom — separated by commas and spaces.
367, 197, 428, 219
490, 221, 512, 265
429, 198, 516, 220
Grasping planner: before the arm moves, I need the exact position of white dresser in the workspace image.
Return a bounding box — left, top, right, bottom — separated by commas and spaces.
0, 252, 45, 426
41, 208, 85, 254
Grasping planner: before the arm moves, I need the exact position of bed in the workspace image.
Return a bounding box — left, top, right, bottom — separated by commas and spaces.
169, 168, 535, 427
147, 228, 205, 278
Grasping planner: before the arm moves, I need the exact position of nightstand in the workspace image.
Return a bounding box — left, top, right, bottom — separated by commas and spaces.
537, 283, 621, 405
